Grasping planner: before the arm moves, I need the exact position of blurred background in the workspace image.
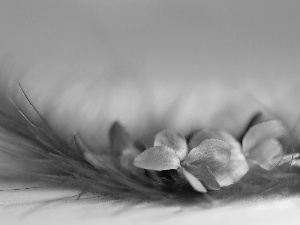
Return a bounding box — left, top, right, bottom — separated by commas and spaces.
0, 0, 300, 147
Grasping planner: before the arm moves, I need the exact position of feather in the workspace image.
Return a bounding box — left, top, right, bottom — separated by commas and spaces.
1, 88, 300, 206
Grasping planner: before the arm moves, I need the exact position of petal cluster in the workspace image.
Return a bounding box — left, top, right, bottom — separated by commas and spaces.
107, 117, 290, 193
134, 130, 239, 192
133, 119, 289, 193
242, 120, 287, 169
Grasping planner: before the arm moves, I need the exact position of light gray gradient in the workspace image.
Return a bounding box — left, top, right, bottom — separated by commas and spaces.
0, 0, 300, 145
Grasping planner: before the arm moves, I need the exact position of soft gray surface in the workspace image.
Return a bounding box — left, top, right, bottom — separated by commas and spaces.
0, 183, 300, 225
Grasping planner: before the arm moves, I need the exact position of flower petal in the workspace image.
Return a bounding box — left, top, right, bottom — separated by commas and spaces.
109, 122, 144, 175
189, 129, 249, 186
260, 153, 300, 170
247, 139, 283, 170
239, 112, 267, 140
109, 122, 132, 157
178, 167, 207, 193
183, 164, 220, 190
276, 153, 300, 165
133, 146, 180, 171
213, 131, 249, 186
185, 139, 231, 176
242, 120, 288, 155
120, 147, 145, 175
189, 129, 221, 149
288, 159, 300, 173
271, 153, 300, 171
154, 130, 188, 160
